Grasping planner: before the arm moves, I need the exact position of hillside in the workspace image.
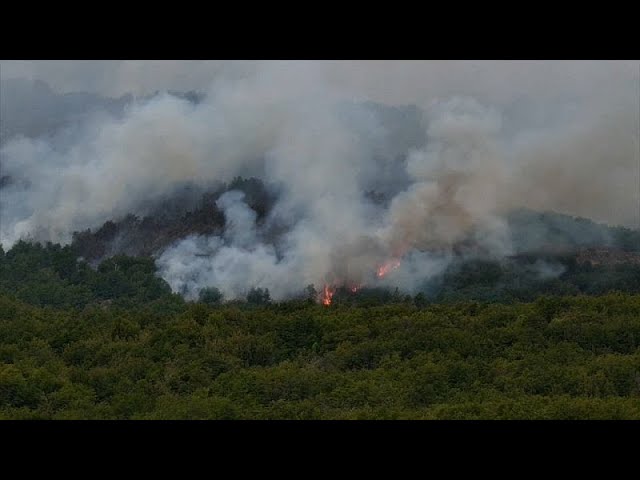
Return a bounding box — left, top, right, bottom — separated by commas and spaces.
1, 62, 639, 421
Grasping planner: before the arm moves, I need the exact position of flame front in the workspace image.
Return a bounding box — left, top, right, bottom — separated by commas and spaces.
376, 259, 401, 278
319, 258, 401, 305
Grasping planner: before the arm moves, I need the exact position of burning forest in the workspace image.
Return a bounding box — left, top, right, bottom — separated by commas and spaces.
1, 61, 639, 305
3, 60, 640, 422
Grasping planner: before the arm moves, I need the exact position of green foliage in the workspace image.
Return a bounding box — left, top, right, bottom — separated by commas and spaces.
246, 287, 271, 306
2, 240, 640, 419
0, 292, 639, 419
0, 241, 176, 309
199, 287, 224, 306
424, 257, 640, 304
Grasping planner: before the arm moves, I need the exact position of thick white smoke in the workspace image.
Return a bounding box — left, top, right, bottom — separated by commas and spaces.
157, 191, 297, 299
1, 61, 638, 300
381, 98, 511, 254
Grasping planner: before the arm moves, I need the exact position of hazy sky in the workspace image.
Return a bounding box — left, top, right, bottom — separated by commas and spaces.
1, 60, 637, 107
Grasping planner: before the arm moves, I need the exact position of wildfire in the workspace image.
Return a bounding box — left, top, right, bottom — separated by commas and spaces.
321, 284, 335, 306
376, 259, 401, 278
319, 257, 402, 305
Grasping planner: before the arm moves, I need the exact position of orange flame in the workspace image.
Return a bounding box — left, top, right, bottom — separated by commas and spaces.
321, 284, 335, 306
376, 259, 401, 278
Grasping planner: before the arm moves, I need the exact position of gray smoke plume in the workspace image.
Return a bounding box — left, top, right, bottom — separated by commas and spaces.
381, 97, 511, 254
1, 61, 638, 300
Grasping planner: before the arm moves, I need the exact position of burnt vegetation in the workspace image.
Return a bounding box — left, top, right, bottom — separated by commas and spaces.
71, 177, 278, 261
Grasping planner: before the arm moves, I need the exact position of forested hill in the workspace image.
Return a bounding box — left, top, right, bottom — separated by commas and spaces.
65, 172, 640, 265
2, 231, 640, 311
505, 209, 640, 253
2, 228, 640, 419
71, 177, 277, 262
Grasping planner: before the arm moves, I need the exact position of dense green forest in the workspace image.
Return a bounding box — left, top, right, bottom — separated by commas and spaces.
1, 241, 640, 419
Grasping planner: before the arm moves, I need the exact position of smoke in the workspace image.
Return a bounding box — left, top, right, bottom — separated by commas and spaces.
381, 97, 512, 254
1, 61, 638, 300
528, 260, 566, 280
157, 190, 297, 299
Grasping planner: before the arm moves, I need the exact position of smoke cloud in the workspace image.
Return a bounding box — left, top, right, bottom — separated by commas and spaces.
1, 61, 638, 300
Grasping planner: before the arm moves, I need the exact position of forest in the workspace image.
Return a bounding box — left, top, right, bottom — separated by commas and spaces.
1, 241, 640, 419
2, 63, 639, 421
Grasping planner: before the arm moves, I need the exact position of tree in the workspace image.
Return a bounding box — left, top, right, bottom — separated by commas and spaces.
247, 287, 271, 305
414, 292, 428, 308
199, 287, 224, 305
305, 284, 317, 302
